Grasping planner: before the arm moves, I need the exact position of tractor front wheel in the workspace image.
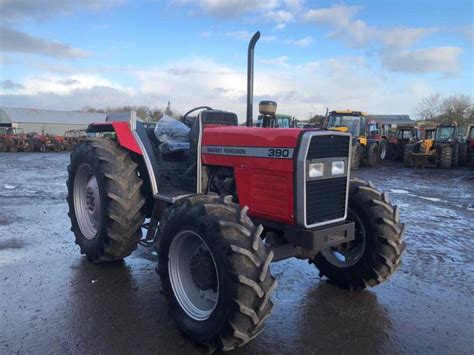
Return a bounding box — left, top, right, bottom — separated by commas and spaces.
379, 140, 388, 161
157, 195, 276, 351
312, 179, 405, 290
363, 144, 379, 167
439, 146, 452, 169
351, 144, 361, 170
67, 138, 145, 262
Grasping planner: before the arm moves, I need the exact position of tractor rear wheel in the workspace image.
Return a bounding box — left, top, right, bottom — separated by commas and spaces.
351, 144, 361, 170
312, 179, 405, 290
404, 144, 415, 167
157, 194, 276, 352
458, 143, 468, 166
439, 146, 452, 169
67, 138, 145, 262
9, 145, 18, 153
0, 140, 6, 152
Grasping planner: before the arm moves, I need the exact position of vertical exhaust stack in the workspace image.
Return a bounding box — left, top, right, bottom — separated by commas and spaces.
246, 31, 260, 127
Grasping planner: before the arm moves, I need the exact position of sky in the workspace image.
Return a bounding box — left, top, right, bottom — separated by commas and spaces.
0, 0, 473, 121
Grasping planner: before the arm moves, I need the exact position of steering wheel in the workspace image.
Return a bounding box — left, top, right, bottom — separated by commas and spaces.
182, 106, 212, 127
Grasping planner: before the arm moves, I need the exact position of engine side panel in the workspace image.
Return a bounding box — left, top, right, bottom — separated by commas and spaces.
202, 126, 306, 224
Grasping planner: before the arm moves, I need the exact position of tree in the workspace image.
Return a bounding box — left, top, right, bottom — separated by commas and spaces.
415, 93, 442, 121
440, 94, 473, 125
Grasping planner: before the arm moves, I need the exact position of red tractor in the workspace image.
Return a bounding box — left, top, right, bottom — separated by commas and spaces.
0, 127, 32, 152
30, 133, 64, 152
388, 125, 421, 161
67, 32, 405, 351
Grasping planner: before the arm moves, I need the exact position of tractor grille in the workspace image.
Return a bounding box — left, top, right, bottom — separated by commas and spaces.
307, 134, 350, 159
306, 177, 347, 225
304, 134, 350, 225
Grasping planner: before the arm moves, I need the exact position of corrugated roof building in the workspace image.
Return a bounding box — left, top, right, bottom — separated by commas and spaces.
0, 107, 106, 135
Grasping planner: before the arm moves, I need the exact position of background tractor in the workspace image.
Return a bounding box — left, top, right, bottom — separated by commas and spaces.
462, 124, 474, 169
66, 31, 405, 351
324, 110, 387, 169
64, 129, 87, 150
404, 123, 467, 168
0, 127, 32, 152
388, 125, 421, 161
30, 133, 65, 152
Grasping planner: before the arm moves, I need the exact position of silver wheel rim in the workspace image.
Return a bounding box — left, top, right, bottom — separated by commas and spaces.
73, 163, 101, 240
321, 209, 366, 267
168, 230, 219, 321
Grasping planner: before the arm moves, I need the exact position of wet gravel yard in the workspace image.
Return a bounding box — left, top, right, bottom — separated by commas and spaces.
1, 153, 473, 354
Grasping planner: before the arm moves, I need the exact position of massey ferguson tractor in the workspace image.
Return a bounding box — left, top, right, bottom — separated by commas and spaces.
67, 32, 405, 351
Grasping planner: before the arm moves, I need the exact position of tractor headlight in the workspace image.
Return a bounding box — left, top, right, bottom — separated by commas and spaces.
331, 161, 345, 175
308, 162, 324, 178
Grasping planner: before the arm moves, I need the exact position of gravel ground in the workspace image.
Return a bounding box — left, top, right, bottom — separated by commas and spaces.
0, 152, 473, 354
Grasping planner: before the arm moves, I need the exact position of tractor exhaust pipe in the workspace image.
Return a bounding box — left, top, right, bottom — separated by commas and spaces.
246, 31, 260, 127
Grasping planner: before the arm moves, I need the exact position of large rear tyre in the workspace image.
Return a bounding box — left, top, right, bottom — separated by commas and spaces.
9, 145, 18, 153
439, 146, 452, 169
67, 138, 145, 262
157, 195, 276, 351
312, 179, 405, 290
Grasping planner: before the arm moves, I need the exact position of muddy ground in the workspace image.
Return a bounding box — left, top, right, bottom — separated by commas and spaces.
0, 152, 473, 354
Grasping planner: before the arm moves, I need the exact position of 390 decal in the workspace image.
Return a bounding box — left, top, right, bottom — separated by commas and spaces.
268, 148, 291, 157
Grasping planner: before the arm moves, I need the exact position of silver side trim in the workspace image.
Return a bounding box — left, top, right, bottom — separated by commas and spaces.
197, 114, 203, 193
296, 131, 352, 228
132, 129, 158, 195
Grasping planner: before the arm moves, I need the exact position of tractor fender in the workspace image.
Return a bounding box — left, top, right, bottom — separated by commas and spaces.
86, 122, 142, 155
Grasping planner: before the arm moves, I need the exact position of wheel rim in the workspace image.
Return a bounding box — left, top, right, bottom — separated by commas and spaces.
168, 230, 219, 321
73, 163, 101, 240
380, 144, 387, 160
321, 209, 366, 267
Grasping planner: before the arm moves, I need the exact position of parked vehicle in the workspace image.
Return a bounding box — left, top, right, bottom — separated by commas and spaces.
66, 32, 405, 351
463, 124, 474, 169
404, 123, 467, 168
30, 133, 64, 152
388, 125, 421, 161
324, 110, 387, 169
64, 129, 87, 150
0, 127, 32, 152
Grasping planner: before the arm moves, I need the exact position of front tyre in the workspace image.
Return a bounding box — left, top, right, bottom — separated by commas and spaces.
157, 195, 276, 351
67, 138, 145, 262
312, 179, 405, 290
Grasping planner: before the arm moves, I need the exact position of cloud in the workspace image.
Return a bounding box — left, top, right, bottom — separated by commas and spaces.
274, 23, 286, 30
458, 25, 474, 42
304, 5, 437, 49
0, 80, 25, 90
285, 36, 313, 47
304, 5, 361, 27
381, 27, 439, 48
0, 0, 123, 21
0, 27, 88, 58
268, 9, 294, 24
0, 56, 400, 119
172, 0, 279, 18
381, 47, 463, 74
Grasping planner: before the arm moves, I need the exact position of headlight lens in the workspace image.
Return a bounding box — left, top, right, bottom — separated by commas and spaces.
308, 162, 324, 178
331, 161, 345, 175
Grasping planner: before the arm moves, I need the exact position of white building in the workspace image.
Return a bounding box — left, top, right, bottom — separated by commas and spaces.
0, 107, 106, 135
